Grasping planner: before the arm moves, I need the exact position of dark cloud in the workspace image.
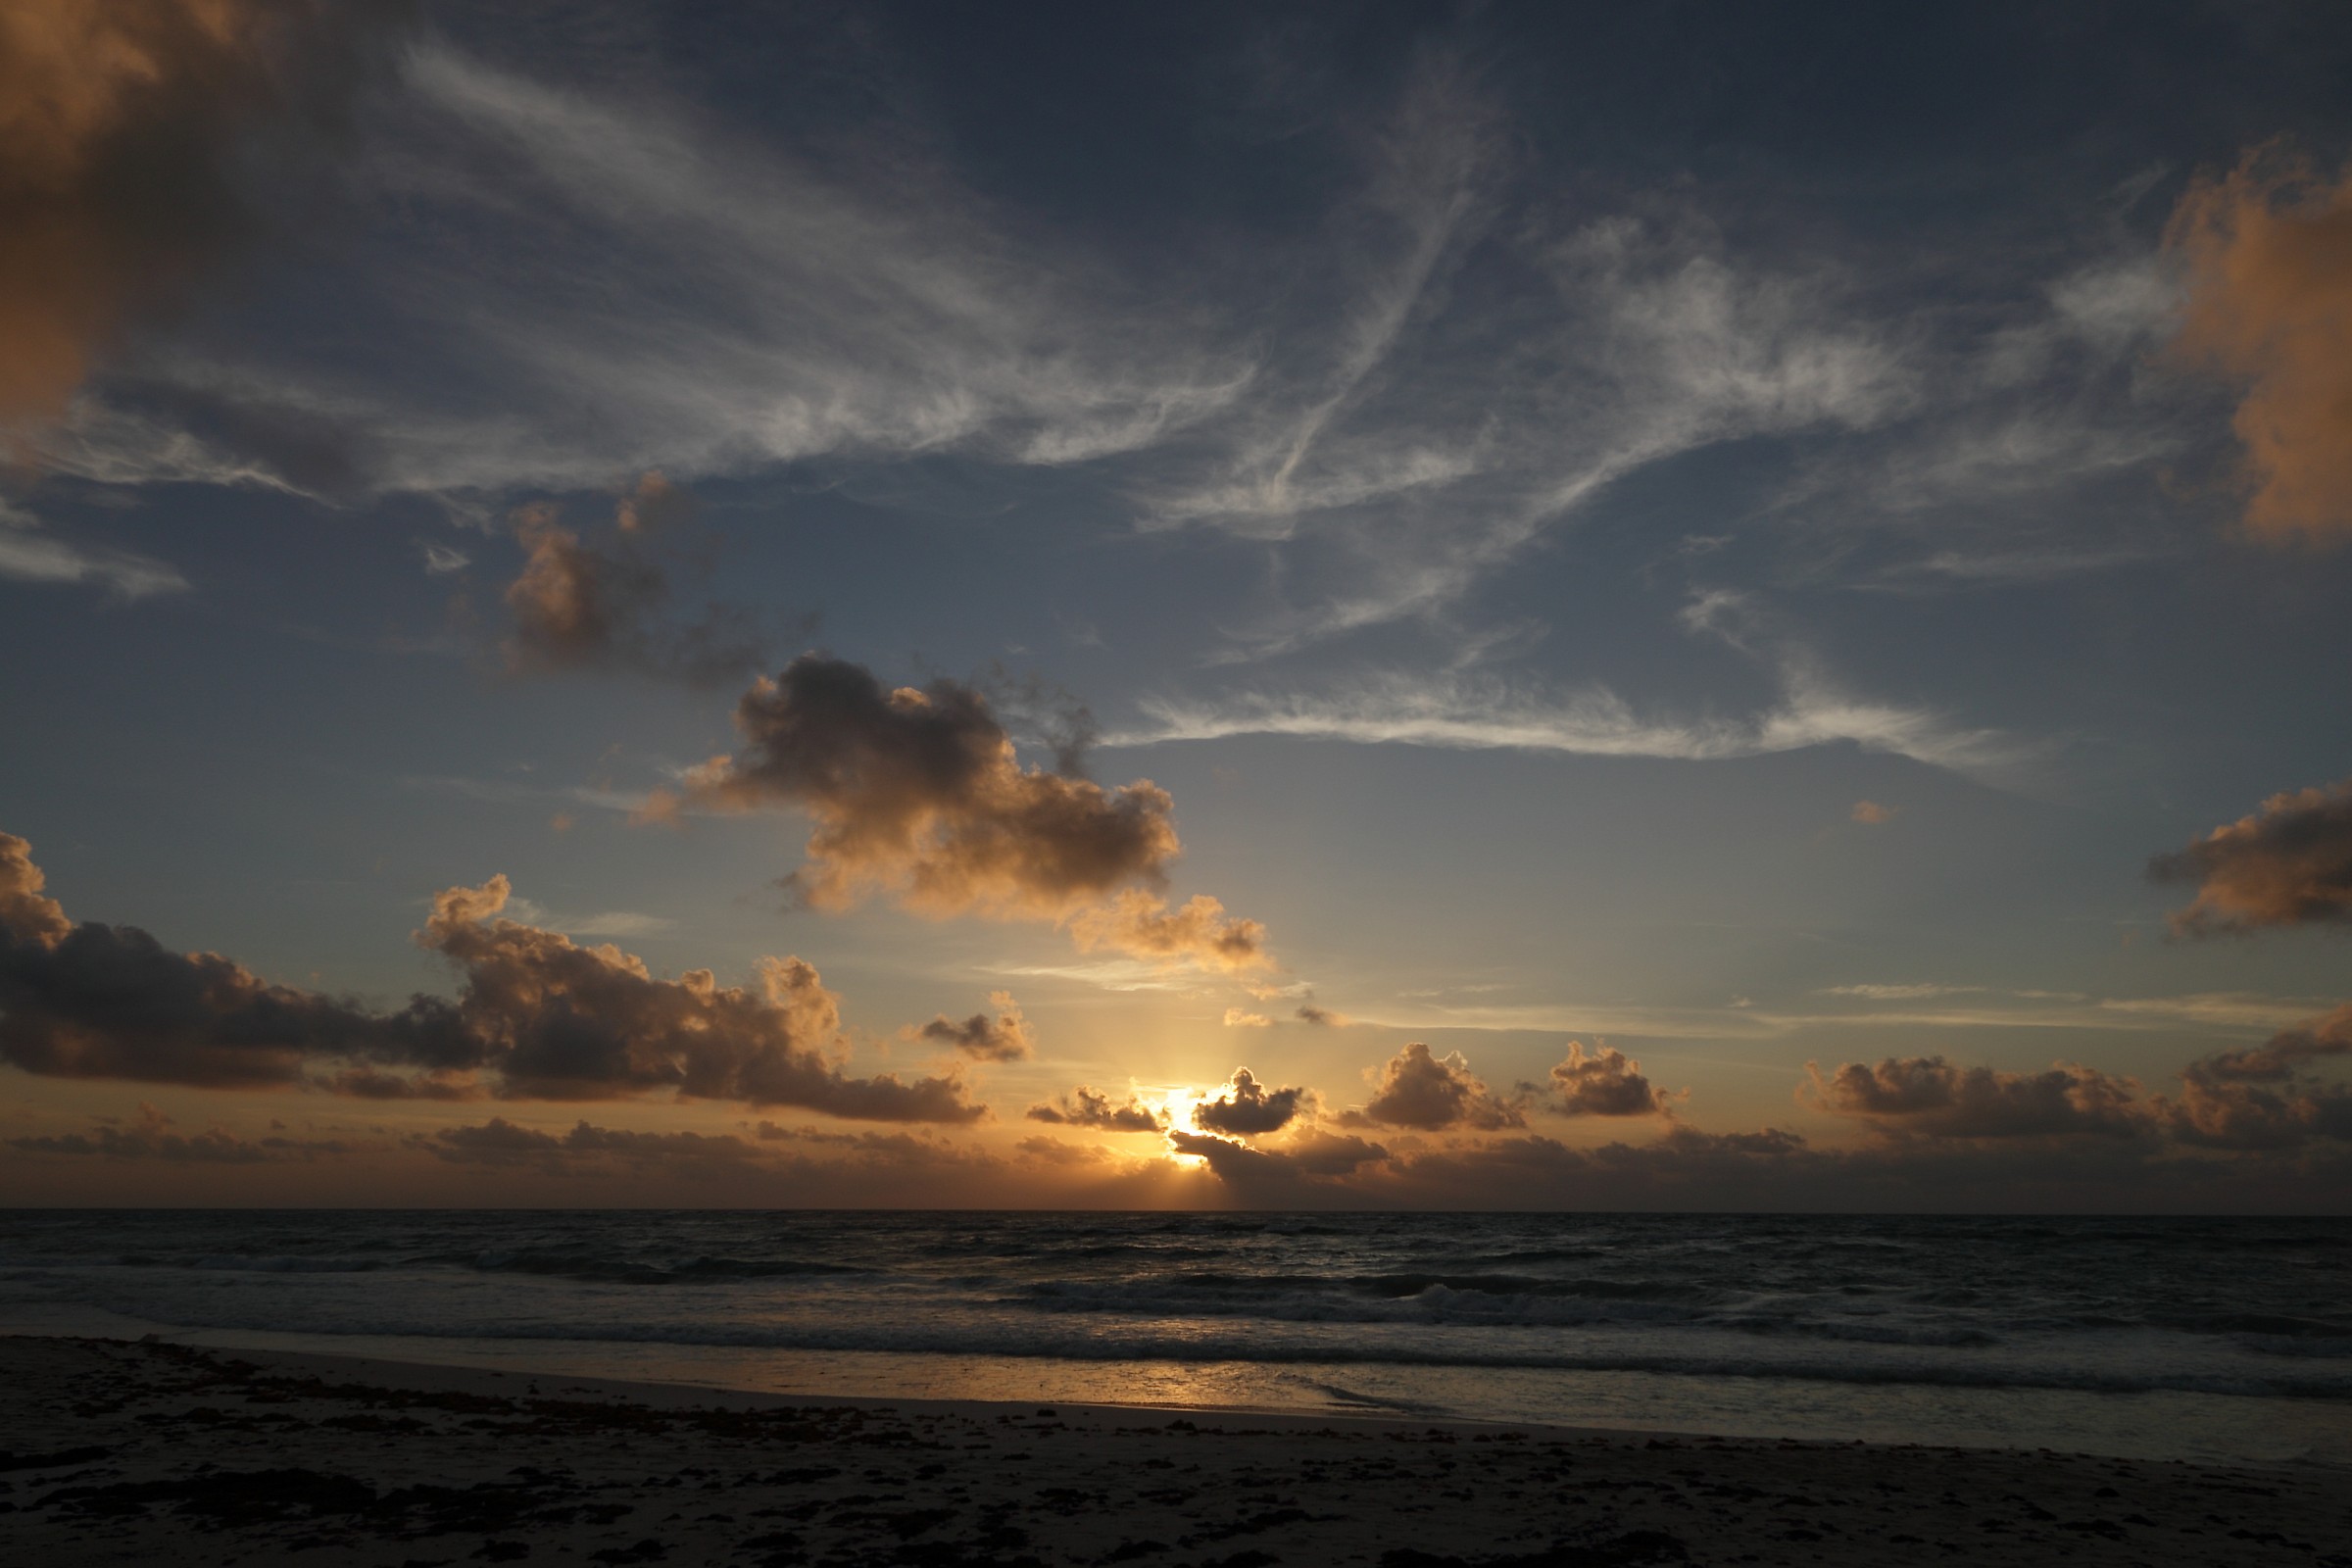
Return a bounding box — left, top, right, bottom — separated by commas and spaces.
0, 0, 405, 425
6, 1102, 347, 1162
501, 479, 765, 685
1192, 1066, 1308, 1136
911, 991, 1033, 1062
2151, 778, 2352, 935
1351, 1042, 1523, 1130
2167, 149, 2352, 544
426, 1117, 763, 1178
1, 832, 471, 1089
2164, 1004, 2352, 1150
1167, 1126, 1387, 1187
0, 830, 984, 1121
1295, 1004, 1349, 1026
666, 655, 1181, 916
416, 874, 985, 1119
1805, 1054, 2143, 1139
1024, 1086, 1165, 1133
1547, 1042, 1678, 1117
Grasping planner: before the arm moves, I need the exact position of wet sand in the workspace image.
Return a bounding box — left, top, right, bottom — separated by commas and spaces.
1, 1335, 2345, 1566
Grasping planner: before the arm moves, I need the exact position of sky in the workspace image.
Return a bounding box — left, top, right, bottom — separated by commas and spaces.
3, 0, 2351, 1210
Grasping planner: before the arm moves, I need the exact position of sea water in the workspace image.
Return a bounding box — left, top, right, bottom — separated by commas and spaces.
2, 1209, 2346, 1466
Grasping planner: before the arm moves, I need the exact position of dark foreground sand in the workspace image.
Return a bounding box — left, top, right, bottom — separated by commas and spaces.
1, 1337, 2345, 1567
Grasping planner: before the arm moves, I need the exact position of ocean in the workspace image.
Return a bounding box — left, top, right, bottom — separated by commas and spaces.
3, 1209, 2346, 1467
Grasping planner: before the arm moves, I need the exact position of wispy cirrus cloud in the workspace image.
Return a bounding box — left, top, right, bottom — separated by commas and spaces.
0, 503, 187, 599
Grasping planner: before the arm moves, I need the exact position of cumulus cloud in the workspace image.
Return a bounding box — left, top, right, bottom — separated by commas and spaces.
2163, 1004, 2352, 1150
1168, 1126, 1388, 1187
425, 1116, 766, 1178
1547, 1042, 1679, 1118
0, 831, 471, 1089
501, 477, 764, 684
1191, 1067, 1309, 1136
0, 828, 984, 1120
416, 873, 983, 1119
1024, 1086, 1166, 1133
669, 655, 1184, 916
1223, 1007, 1271, 1028
911, 990, 1033, 1062
2167, 148, 2352, 544
1296, 1003, 1350, 1027
6, 1102, 348, 1162
1350, 1042, 1522, 1130
0, 0, 402, 425
1804, 1054, 2143, 1139
2151, 777, 2352, 934
662, 654, 1272, 967
1850, 800, 1897, 825
1067, 890, 1270, 973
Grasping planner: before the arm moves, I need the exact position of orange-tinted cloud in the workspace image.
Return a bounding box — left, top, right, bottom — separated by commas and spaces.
1850, 800, 1897, 825
1067, 889, 1270, 972
674, 656, 1183, 917
1023, 1085, 1165, 1133
1547, 1042, 1678, 1117
2167, 149, 2352, 544
1350, 1041, 1523, 1131
416, 874, 982, 1119
1295, 1003, 1350, 1027
910, 991, 1033, 1062
502, 481, 763, 684
1804, 1054, 2142, 1139
2163, 1004, 2352, 1150
2150, 777, 2352, 934
0, 829, 982, 1120
0, 0, 393, 426
6, 1102, 348, 1162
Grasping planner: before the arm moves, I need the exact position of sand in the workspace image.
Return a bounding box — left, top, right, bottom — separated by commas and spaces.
0, 1336, 2345, 1566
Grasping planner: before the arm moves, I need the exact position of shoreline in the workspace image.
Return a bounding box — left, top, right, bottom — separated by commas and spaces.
5, 1335, 2348, 1565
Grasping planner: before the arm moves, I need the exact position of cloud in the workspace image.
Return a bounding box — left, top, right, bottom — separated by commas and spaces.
501, 478, 764, 685
2163, 1004, 2352, 1150
1804, 1054, 2144, 1139
1850, 800, 1897, 825
0, 828, 984, 1120
2167, 148, 2352, 543
911, 991, 1033, 1062
1222, 1007, 1271, 1028
425, 1116, 766, 1178
1167, 1126, 1388, 1187
670, 655, 1185, 917
1547, 1042, 1679, 1118
0, 501, 188, 597
1350, 1042, 1522, 1131
6, 1102, 347, 1162
2151, 777, 2352, 934
1821, 983, 1983, 1001
662, 654, 1272, 966
0, 832, 471, 1089
416, 873, 983, 1119
1067, 890, 1270, 973
1022, 1086, 1165, 1134
1107, 593, 2021, 782
0, 0, 401, 426
1296, 1004, 1350, 1027
1191, 1067, 1309, 1136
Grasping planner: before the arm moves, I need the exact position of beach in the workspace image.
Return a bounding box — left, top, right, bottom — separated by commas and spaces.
3, 1334, 2345, 1567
